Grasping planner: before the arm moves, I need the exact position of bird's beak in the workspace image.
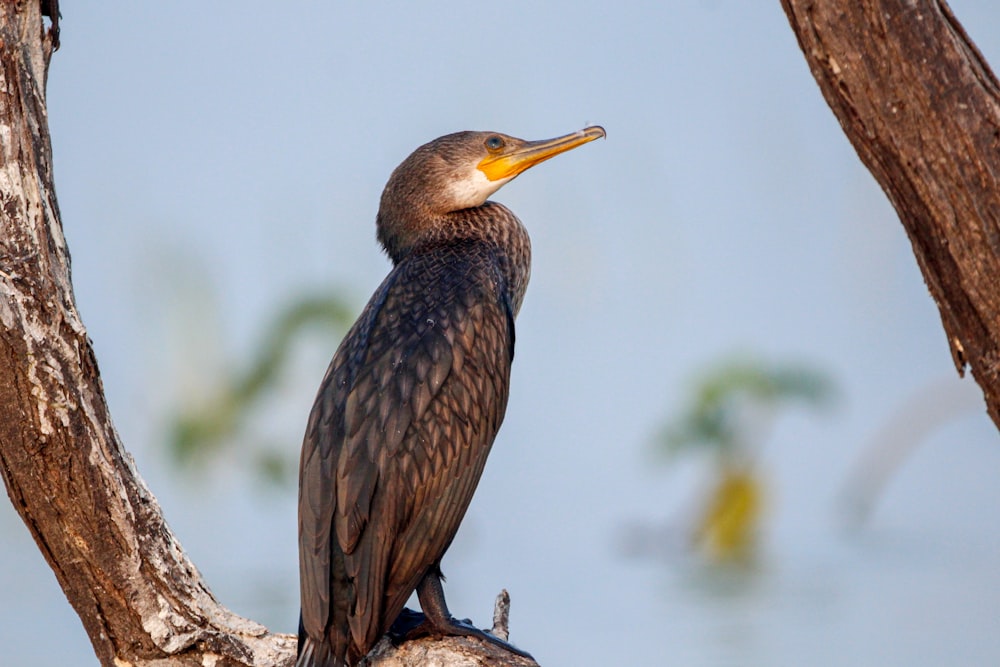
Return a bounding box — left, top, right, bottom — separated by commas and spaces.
478, 126, 606, 182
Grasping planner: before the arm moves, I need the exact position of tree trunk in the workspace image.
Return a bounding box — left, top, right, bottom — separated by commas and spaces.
0, 3, 535, 666
779, 0, 1000, 429
0, 2, 297, 665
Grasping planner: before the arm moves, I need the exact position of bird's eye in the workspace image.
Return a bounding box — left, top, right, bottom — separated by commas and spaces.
485, 136, 504, 152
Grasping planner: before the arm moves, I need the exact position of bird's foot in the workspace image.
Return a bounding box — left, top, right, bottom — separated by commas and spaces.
387, 607, 425, 641
392, 611, 533, 660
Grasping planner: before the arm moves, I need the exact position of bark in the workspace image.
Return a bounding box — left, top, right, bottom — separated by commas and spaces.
0, 3, 534, 667
779, 0, 1000, 429
1, 3, 294, 665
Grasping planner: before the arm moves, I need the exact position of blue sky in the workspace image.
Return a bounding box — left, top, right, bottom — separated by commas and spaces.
3, 2, 999, 665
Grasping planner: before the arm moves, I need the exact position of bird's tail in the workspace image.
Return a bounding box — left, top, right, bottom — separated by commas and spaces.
296, 635, 349, 667
298, 613, 350, 667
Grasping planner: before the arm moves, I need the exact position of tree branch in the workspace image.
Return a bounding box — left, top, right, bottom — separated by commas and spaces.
0, 4, 538, 666
0, 4, 293, 664
779, 0, 1000, 428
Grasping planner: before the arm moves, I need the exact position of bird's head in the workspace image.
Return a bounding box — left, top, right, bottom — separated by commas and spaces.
376, 126, 605, 259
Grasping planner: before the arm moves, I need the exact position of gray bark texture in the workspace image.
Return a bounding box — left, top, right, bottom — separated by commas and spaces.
780, 0, 1000, 429
9, 0, 998, 664
0, 2, 536, 666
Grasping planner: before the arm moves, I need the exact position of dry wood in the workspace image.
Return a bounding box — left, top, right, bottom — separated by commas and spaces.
0, 4, 292, 664
780, 0, 1000, 428
10, 0, 997, 663
0, 3, 536, 665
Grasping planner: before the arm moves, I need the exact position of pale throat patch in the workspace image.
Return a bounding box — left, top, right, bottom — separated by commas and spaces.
444, 167, 513, 210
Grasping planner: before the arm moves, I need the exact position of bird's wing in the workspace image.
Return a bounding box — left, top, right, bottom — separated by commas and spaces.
298, 274, 392, 646
376, 287, 512, 622
299, 241, 515, 654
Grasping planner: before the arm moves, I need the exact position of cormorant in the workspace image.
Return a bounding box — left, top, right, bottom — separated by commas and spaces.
297, 126, 605, 667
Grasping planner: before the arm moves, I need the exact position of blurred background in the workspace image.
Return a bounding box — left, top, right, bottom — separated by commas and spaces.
3, 1, 1000, 665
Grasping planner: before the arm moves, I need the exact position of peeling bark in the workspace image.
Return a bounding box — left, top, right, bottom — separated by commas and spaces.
0, 3, 290, 663
779, 0, 1000, 428
0, 3, 537, 666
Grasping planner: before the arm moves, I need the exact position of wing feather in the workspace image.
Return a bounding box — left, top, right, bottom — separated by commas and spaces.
299, 239, 516, 656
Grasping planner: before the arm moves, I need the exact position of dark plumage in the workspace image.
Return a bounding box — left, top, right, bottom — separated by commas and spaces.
297, 127, 604, 667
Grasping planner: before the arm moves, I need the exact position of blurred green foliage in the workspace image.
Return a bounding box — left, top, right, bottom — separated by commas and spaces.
656, 355, 835, 562
659, 357, 836, 461
167, 292, 354, 486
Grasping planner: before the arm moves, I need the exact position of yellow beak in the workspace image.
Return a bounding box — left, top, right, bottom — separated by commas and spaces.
478, 126, 606, 182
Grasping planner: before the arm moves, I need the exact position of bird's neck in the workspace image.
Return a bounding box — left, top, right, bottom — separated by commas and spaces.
377, 202, 532, 317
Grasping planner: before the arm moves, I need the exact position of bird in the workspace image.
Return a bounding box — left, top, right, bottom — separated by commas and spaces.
297, 126, 605, 667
